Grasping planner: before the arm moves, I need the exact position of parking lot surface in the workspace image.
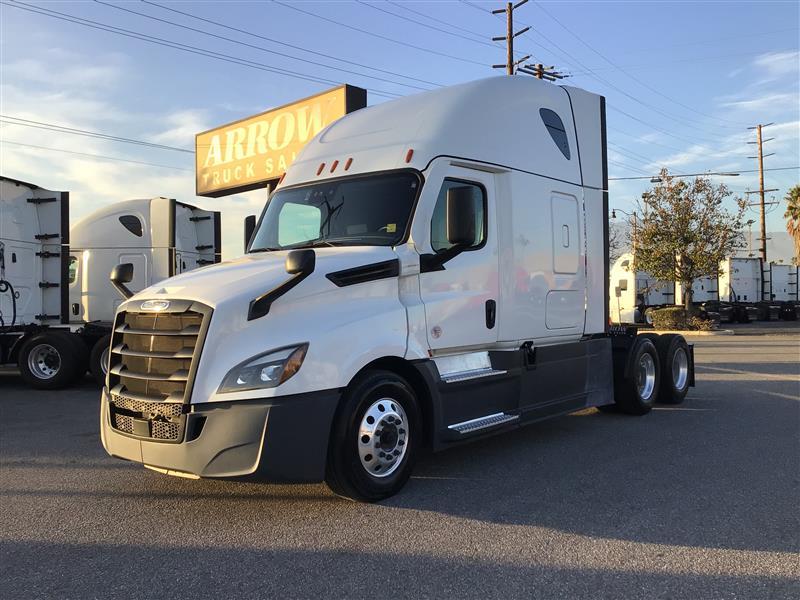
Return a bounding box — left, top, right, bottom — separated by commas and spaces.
1, 330, 798, 599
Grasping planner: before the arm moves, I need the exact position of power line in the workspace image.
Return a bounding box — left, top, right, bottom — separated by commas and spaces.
0, 139, 193, 171
94, 0, 432, 92
609, 166, 799, 181
3, 1, 402, 99
0, 115, 194, 153
357, 0, 500, 49
142, 0, 441, 88
531, 1, 751, 128
274, 0, 489, 68
386, 0, 502, 45
465, 0, 736, 146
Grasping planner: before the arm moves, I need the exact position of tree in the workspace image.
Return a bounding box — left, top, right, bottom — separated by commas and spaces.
784, 184, 800, 266
633, 169, 746, 310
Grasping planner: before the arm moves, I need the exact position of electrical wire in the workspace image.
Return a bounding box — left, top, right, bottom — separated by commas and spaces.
273, 0, 489, 67
141, 0, 441, 88
531, 1, 751, 128
0, 115, 193, 153
609, 166, 800, 180
3, 1, 403, 99
0, 139, 193, 171
94, 0, 433, 92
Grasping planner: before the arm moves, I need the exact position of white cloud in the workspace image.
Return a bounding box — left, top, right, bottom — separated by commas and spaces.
753, 50, 800, 79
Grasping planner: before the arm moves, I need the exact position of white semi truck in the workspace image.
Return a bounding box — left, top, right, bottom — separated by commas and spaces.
101, 77, 695, 502
609, 253, 676, 324
0, 176, 220, 388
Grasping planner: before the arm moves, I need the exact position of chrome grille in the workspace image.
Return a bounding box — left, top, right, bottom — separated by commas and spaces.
107, 300, 211, 443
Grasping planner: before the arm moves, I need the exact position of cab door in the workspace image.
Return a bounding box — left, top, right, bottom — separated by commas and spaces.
417, 165, 499, 351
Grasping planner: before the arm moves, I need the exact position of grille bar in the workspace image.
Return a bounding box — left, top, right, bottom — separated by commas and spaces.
109, 365, 190, 382
112, 343, 194, 359
114, 323, 201, 336
109, 384, 184, 404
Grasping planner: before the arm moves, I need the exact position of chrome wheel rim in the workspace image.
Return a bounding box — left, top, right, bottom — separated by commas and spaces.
636, 352, 656, 401
358, 398, 409, 478
672, 348, 688, 391
27, 343, 61, 379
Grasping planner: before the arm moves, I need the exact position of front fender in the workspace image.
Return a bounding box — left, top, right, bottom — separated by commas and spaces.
191, 277, 409, 404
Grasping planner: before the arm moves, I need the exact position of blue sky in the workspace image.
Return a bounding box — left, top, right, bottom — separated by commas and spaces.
1, 0, 798, 260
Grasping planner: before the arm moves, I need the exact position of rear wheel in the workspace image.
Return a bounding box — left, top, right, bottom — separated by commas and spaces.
90, 334, 112, 386
613, 337, 660, 415
325, 370, 421, 502
654, 334, 690, 404
17, 331, 82, 389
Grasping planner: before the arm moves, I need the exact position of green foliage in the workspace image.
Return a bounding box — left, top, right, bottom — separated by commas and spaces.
633, 169, 746, 308
650, 307, 714, 331
784, 184, 800, 266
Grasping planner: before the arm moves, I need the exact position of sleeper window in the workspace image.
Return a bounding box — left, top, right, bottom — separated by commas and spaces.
540, 108, 571, 160
119, 215, 143, 237
430, 179, 486, 253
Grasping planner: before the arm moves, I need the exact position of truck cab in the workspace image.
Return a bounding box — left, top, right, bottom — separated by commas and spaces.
101, 77, 694, 501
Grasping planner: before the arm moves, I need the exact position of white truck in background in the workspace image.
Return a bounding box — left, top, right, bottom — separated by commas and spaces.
609, 253, 676, 324
0, 176, 220, 388
101, 76, 695, 502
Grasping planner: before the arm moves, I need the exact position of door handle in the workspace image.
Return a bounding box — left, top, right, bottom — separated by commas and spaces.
485, 299, 496, 329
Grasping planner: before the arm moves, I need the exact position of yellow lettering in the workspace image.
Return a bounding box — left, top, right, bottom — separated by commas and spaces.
246, 120, 269, 157
246, 163, 255, 177
268, 112, 295, 151
203, 135, 222, 168
224, 127, 247, 163
296, 103, 323, 142
278, 154, 288, 172
265, 157, 274, 174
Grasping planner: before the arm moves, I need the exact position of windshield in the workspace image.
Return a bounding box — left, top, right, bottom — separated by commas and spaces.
249, 171, 421, 251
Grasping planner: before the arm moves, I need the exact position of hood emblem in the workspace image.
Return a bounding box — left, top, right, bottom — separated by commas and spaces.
141, 299, 170, 312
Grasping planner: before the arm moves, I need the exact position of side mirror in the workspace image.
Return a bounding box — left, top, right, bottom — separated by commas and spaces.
286, 249, 315, 275
446, 186, 477, 246
110, 262, 134, 299
244, 214, 256, 252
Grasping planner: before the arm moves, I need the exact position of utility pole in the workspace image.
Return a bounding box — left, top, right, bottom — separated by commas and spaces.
491, 0, 530, 75
746, 123, 777, 264
746, 123, 778, 299
518, 63, 569, 81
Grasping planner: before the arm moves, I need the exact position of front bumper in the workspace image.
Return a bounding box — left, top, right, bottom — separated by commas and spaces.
100, 387, 341, 482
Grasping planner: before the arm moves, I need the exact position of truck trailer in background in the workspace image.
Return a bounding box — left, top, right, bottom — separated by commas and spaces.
609, 253, 675, 324
0, 176, 221, 388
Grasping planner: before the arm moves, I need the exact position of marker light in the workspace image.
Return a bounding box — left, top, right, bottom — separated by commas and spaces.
344, 158, 353, 171
316, 163, 325, 175
330, 160, 339, 173
218, 344, 308, 393
405, 149, 414, 163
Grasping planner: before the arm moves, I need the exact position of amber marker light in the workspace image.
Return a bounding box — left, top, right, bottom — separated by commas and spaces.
316, 163, 325, 175
344, 158, 353, 171
405, 149, 414, 163
330, 160, 339, 173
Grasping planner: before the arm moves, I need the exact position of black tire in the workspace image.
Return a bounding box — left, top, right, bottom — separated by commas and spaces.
613, 337, 660, 415
325, 370, 421, 502
67, 335, 90, 383
90, 334, 112, 386
736, 306, 750, 323
17, 331, 82, 389
653, 334, 690, 405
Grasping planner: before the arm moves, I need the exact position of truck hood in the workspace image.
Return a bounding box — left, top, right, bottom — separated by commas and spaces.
133, 246, 400, 308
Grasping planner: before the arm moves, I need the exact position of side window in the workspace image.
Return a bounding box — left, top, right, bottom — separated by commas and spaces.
540, 108, 571, 160
119, 215, 143, 237
618, 279, 628, 291
278, 202, 322, 246
67, 256, 78, 284
430, 179, 486, 253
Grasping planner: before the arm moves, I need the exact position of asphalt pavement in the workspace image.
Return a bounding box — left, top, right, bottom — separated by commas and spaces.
1, 330, 798, 599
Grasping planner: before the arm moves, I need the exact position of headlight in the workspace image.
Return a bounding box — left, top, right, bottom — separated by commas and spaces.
218, 344, 308, 393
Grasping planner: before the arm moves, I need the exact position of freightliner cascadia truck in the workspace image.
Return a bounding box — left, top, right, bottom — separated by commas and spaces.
0, 176, 220, 388
101, 77, 695, 502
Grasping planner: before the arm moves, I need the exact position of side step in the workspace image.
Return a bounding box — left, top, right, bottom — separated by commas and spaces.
447, 412, 519, 435
441, 367, 507, 384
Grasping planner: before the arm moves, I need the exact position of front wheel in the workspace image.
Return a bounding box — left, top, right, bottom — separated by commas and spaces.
325, 370, 421, 502
90, 334, 112, 386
